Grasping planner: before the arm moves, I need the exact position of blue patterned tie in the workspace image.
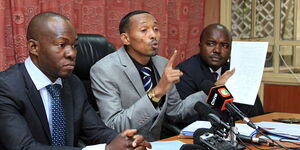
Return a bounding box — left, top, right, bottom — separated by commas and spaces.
141, 67, 153, 93
46, 84, 66, 146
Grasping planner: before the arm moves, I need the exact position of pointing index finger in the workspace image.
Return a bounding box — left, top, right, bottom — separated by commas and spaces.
166, 50, 177, 68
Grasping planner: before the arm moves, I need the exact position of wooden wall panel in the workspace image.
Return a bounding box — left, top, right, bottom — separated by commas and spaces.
204, 0, 220, 26
264, 84, 300, 113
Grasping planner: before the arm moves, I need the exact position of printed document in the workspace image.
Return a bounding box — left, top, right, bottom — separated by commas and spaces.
225, 41, 268, 105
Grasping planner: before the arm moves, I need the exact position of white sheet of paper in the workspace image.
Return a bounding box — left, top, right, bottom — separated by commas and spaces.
225, 41, 268, 105
148, 140, 185, 150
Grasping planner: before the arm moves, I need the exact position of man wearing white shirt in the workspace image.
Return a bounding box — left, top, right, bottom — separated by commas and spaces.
0, 12, 150, 150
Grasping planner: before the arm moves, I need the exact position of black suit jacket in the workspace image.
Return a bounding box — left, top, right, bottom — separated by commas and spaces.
176, 54, 264, 124
0, 63, 118, 150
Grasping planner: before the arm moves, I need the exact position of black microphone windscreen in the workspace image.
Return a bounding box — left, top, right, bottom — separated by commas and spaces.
194, 101, 221, 120
207, 113, 231, 130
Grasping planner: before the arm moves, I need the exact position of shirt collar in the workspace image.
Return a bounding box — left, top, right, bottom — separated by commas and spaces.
24, 57, 62, 90
127, 51, 153, 71
209, 67, 222, 76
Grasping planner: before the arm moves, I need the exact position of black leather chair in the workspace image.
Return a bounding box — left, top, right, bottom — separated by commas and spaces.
73, 34, 116, 111
73, 34, 180, 138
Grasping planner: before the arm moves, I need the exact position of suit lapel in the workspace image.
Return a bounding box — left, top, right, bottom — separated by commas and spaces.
150, 56, 169, 127
198, 56, 216, 82
118, 47, 145, 97
151, 56, 164, 77
221, 62, 230, 74
20, 64, 52, 142
61, 79, 74, 146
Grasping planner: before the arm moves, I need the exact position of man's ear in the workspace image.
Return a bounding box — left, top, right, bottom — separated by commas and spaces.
120, 33, 130, 45
27, 39, 39, 56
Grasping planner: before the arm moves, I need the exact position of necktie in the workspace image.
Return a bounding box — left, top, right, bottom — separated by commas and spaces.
141, 67, 153, 93
212, 72, 219, 80
46, 84, 66, 146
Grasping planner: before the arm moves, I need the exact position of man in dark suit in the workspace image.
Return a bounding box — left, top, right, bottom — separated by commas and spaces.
176, 24, 264, 125
0, 12, 150, 150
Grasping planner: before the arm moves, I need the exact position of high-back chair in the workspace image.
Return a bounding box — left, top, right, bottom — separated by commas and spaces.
73, 34, 181, 138
73, 34, 116, 111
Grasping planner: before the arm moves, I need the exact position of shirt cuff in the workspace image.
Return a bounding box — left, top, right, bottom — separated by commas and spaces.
83, 144, 106, 150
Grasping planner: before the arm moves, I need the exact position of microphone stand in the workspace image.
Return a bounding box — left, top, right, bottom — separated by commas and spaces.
227, 108, 238, 148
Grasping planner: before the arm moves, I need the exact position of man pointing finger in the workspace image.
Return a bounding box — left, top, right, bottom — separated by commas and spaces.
90, 10, 207, 141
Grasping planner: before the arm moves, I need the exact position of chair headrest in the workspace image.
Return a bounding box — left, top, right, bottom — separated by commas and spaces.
73, 34, 116, 80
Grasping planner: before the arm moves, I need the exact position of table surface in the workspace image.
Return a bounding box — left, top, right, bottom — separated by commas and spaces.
160, 112, 300, 149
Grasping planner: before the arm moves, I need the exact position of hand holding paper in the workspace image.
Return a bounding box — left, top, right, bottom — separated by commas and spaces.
225, 41, 268, 105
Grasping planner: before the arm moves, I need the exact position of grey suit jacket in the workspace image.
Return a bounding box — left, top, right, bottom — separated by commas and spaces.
90, 47, 207, 141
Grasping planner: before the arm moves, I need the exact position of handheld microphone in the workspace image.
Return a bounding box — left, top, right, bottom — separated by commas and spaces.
237, 134, 274, 146
206, 86, 257, 129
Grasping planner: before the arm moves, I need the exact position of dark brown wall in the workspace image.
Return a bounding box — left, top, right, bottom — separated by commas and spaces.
204, 0, 220, 26
264, 84, 300, 113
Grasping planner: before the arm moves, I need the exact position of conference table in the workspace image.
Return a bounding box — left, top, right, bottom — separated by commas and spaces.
161, 112, 300, 149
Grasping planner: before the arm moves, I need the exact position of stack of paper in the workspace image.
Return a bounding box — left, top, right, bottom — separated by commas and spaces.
256, 122, 300, 140
180, 121, 212, 137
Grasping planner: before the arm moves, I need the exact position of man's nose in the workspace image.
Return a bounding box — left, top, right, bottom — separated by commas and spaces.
149, 29, 158, 40
65, 46, 77, 60
213, 44, 221, 53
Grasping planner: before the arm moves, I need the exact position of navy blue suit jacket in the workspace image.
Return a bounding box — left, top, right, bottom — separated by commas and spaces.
176, 54, 264, 124
0, 63, 117, 150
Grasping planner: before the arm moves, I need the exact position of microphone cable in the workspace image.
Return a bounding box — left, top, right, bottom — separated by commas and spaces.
255, 127, 300, 150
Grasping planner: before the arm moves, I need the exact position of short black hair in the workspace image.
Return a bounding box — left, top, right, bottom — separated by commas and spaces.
200, 24, 231, 42
119, 10, 150, 34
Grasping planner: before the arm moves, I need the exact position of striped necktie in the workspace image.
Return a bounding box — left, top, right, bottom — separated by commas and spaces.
141, 67, 153, 93
46, 84, 66, 146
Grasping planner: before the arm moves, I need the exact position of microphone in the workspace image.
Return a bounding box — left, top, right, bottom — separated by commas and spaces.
206, 86, 257, 129
194, 101, 222, 121
194, 102, 230, 137
208, 113, 231, 131
206, 86, 234, 111
237, 134, 274, 146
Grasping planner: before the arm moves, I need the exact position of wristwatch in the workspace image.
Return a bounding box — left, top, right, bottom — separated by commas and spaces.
148, 90, 160, 103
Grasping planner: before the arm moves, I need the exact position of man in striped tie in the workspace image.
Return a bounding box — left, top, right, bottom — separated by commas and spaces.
91, 10, 208, 141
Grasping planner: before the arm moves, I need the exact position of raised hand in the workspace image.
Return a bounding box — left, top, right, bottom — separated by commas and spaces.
106, 129, 151, 150
215, 68, 235, 86
151, 50, 183, 99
